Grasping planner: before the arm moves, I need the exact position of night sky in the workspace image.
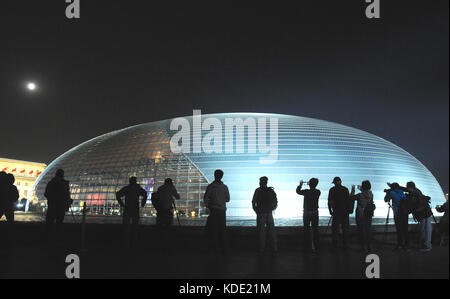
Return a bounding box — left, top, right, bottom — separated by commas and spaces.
1, 0, 448, 192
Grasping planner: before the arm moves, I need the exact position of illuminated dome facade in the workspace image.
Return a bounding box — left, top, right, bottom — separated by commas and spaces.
33, 113, 445, 219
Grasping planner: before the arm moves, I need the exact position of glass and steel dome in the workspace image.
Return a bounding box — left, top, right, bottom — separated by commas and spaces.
33, 113, 445, 219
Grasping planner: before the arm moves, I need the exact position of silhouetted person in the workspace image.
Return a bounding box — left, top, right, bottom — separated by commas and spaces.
204, 169, 230, 256
0, 172, 8, 219
436, 197, 448, 245
116, 176, 147, 247
297, 178, 320, 253
252, 176, 278, 254
351, 180, 375, 252
384, 182, 408, 250
0, 172, 19, 224
0, 172, 9, 222
328, 177, 351, 250
155, 178, 180, 227
44, 169, 72, 232
400, 182, 433, 251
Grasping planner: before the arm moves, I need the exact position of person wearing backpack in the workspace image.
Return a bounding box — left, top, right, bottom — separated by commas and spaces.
296, 178, 320, 253
328, 177, 352, 250
384, 182, 408, 250
409, 183, 433, 251
398, 182, 433, 251
252, 176, 278, 254
350, 180, 375, 252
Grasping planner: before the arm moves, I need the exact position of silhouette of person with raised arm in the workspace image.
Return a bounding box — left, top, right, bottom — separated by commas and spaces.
204, 169, 230, 256
116, 176, 147, 247
44, 169, 72, 232
252, 176, 278, 254
0, 172, 19, 224
297, 178, 321, 253
328, 177, 351, 250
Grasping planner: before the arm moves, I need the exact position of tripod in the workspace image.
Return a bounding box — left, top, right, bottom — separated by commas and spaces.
70, 206, 77, 223
383, 203, 392, 242
81, 204, 88, 252
431, 212, 438, 225
172, 200, 181, 226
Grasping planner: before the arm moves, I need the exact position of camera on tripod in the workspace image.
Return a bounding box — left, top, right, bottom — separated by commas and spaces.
383, 182, 397, 203
383, 189, 392, 202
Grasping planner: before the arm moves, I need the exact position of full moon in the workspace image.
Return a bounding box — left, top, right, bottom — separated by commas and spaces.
26, 82, 37, 91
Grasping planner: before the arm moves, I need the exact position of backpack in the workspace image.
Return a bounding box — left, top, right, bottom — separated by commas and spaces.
364, 199, 376, 218
412, 195, 432, 222
399, 191, 419, 215
256, 187, 277, 212
151, 191, 161, 212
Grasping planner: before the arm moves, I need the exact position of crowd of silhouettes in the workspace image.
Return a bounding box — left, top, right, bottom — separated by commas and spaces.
1, 167, 448, 255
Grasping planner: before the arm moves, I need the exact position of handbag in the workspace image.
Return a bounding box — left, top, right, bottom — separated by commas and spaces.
364, 198, 376, 218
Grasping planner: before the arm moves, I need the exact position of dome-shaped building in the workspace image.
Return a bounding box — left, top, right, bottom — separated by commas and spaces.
33, 113, 445, 219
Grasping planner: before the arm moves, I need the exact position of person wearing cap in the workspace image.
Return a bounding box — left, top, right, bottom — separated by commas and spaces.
384, 182, 408, 250
252, 176, 278, 254
400, 182, 433, 252
328, 177, 351, 250
116, 176, 148, 247
296, 178, 321, 253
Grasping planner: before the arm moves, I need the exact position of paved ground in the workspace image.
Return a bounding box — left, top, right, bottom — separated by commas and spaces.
0, 222, 448, 279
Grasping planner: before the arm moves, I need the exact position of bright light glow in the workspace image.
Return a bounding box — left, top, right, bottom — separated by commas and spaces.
26, 82, 37, 91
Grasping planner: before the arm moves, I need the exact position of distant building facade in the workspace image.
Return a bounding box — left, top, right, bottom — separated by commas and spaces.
0, 158, 46, 211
